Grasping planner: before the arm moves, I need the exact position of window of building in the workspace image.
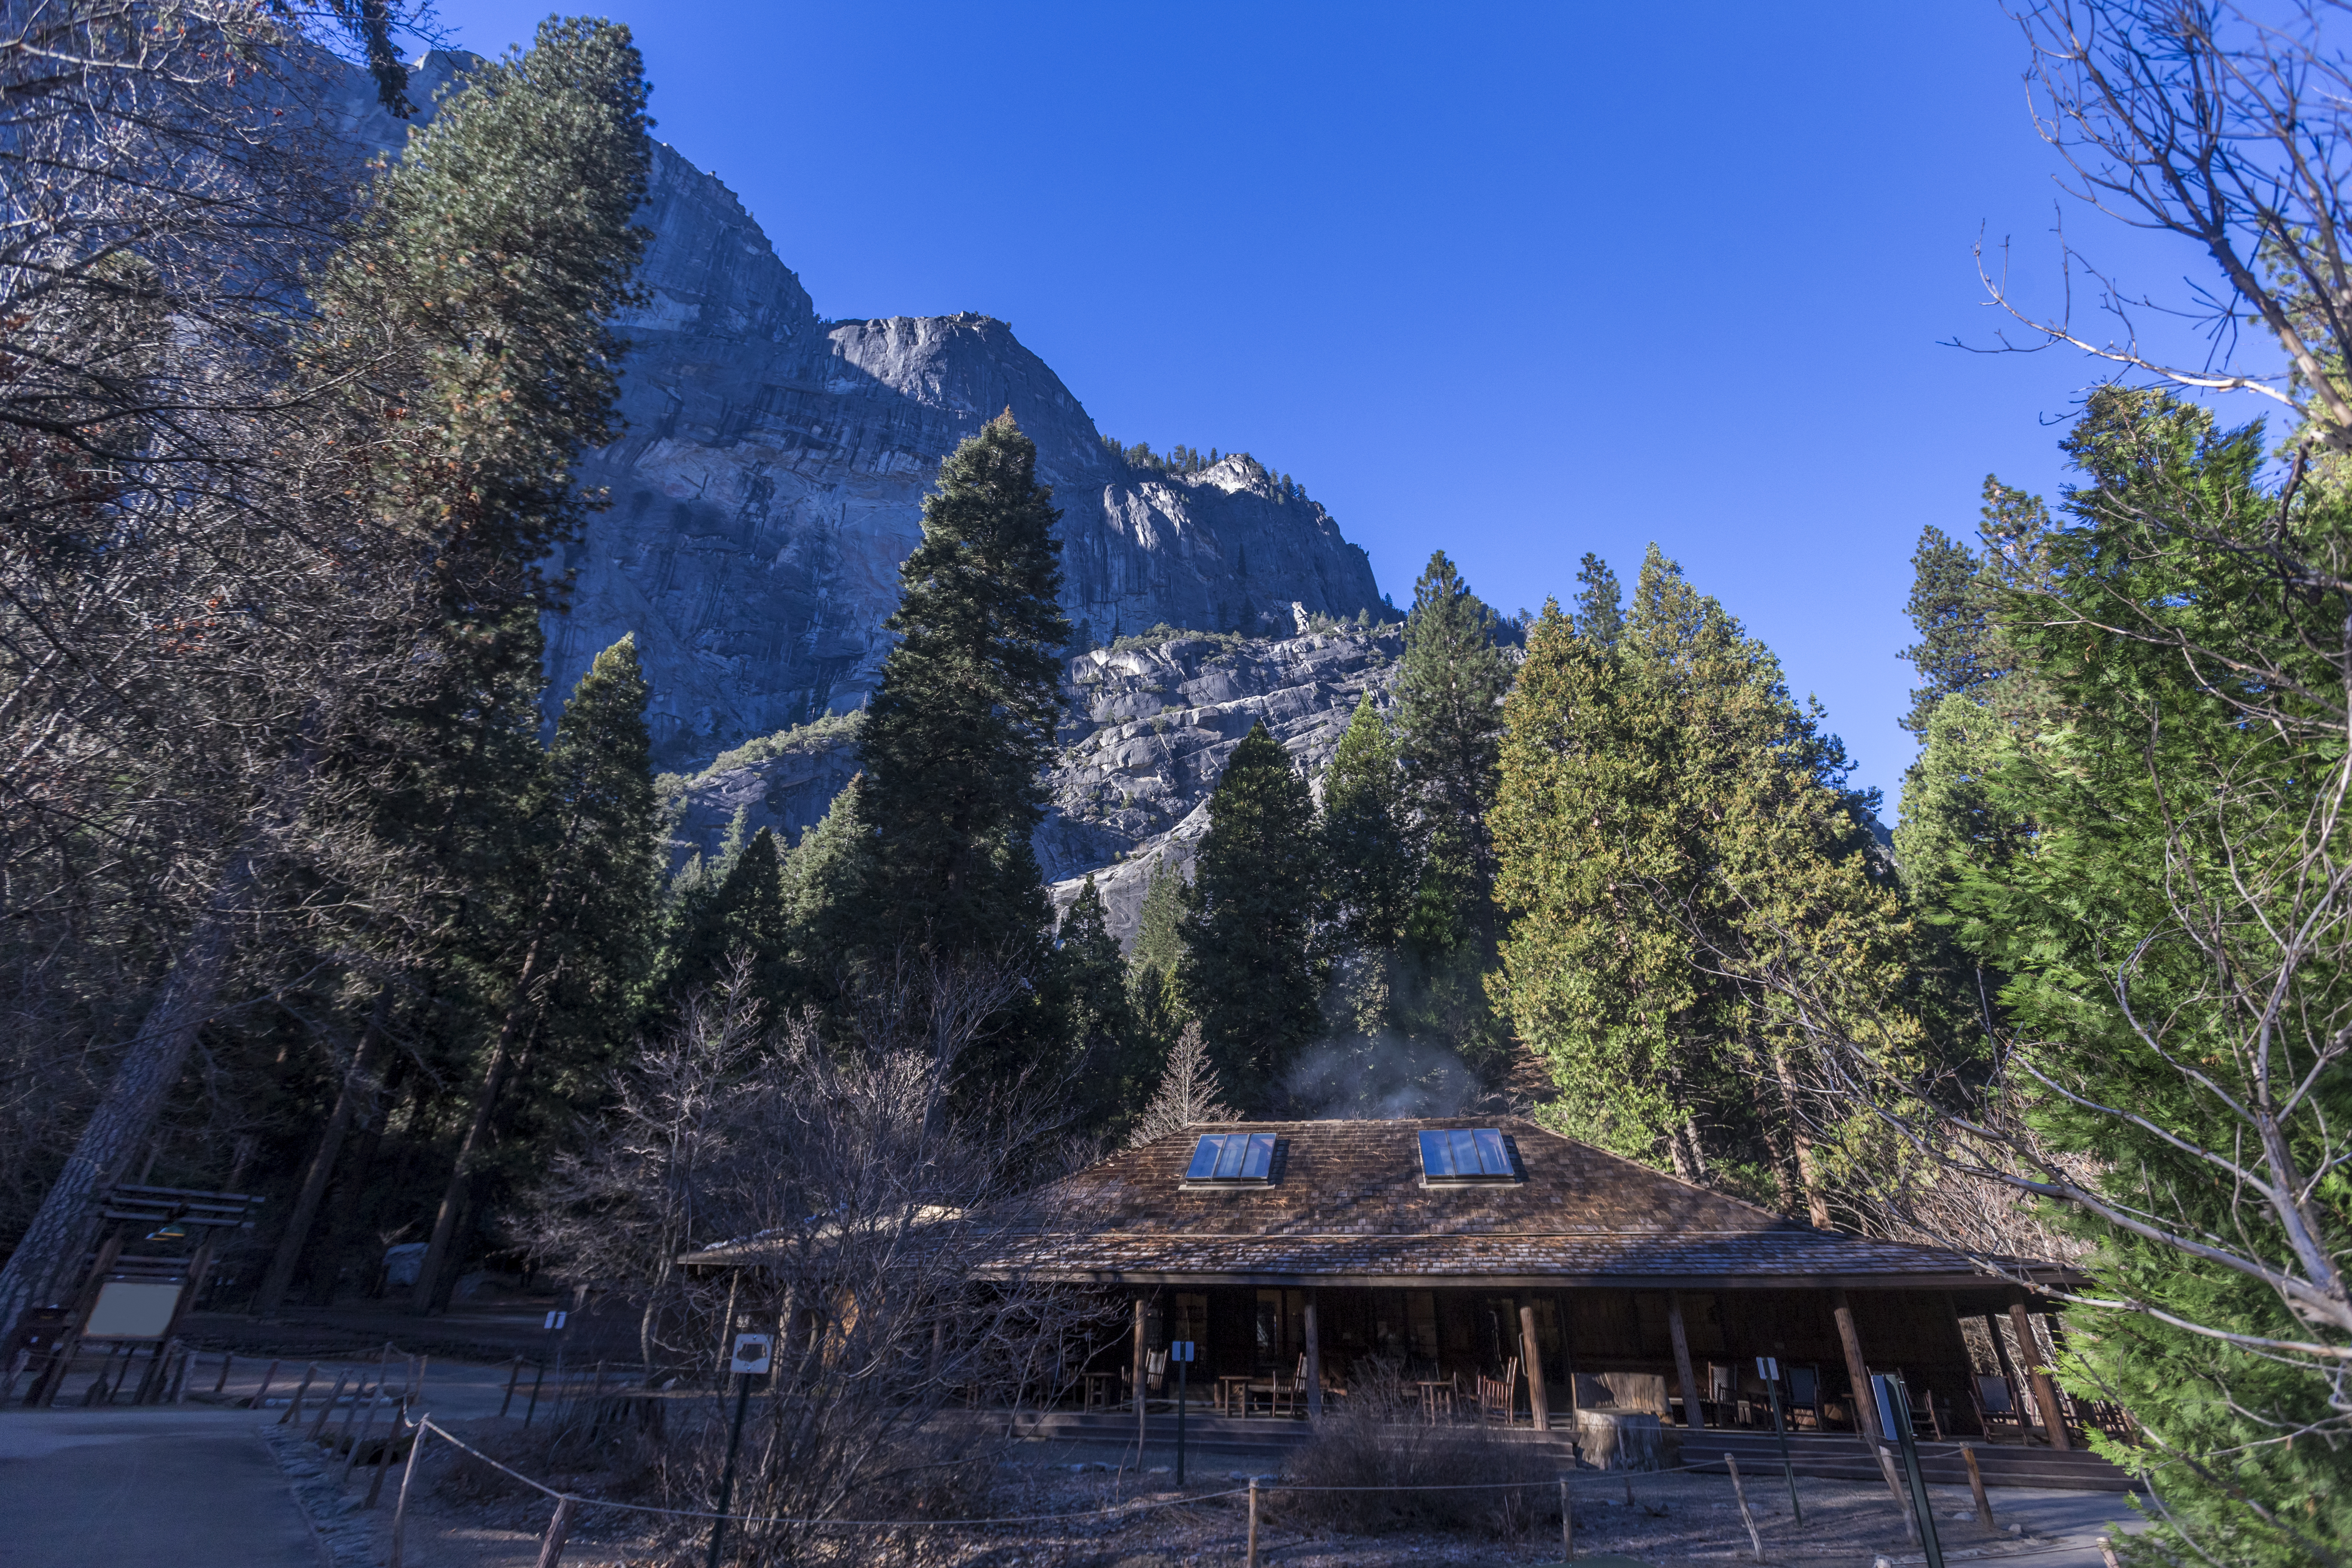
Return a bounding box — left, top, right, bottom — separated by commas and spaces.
1418, 1127, 1517, 1183
1184, 1131, 1276, 1185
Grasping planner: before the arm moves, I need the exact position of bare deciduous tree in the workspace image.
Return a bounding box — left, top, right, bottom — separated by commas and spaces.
515, 956, 1115, 1558
1974, 1, 2352, 449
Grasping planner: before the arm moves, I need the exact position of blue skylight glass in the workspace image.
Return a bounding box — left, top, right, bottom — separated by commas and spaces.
1419, 1128, 1515, 1182
1185, 1132, 1275, 1184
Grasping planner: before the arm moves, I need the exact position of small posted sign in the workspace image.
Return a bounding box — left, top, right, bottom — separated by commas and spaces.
1170, 1340, 1194, 1363
544, 1310, 569, 1332
729, 1332, 774, 1375
1755, 1355, 1779, 1380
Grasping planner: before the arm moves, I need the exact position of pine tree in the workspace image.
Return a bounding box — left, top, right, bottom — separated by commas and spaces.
1321, 693, 1414, 952
410, 634, 661, 1310
855, 414, 1068, 965
1053, 876, 1148, 1139
1130, 854, 1188, 982
781, 774, 879, 1006
1391, 551, 1514, 1069
663, 827, 790, 1014
1179, 723, 1323, 1106
1127, 1022, 1234, 1146
1571, 552, 1623, 649
1318, 693, 1415, 1035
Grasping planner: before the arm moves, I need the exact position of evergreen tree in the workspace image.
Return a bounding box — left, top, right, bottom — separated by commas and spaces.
663, 827, 790, 1014
410, 633, 661, 1310
1571, 551, 1623, 649
1179, 723, 1323, 1106
1130, 854, 1188, 982
1391, 551, 1514, 1070
1052, 876, 1148, 1139
1925, 390, 2352, 1565
781, 775, 879, 1004
1320, 693, 1414, 952
1318, 693, 1415, 1035
1491, 551, 1900, 1210
855, 414, 1068, 964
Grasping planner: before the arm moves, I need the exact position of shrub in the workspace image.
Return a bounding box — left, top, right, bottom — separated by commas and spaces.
1277, 1356, 1562, 1538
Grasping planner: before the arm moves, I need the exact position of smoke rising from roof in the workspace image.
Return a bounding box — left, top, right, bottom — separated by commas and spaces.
1280, 1032, 1481, 1120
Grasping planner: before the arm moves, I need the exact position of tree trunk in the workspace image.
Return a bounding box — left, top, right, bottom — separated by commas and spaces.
252, 995, 388, 1319
0, 855, 251, 1349
407, 931, 550, 1314
1771, 1044, 1832, 1228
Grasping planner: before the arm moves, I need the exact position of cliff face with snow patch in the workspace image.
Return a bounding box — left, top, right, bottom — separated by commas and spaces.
340, 55, 1384, 770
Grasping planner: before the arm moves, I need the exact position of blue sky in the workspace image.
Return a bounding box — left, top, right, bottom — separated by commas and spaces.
415, 0, 2261, 812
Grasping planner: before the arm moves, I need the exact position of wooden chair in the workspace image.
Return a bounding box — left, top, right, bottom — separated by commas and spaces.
1270, 1354, 1309, 1417
1476, 1357, 1520, 1426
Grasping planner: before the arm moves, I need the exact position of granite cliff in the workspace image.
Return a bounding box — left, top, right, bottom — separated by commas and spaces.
340, 55, 1385, 771
664, 626, 1402, 945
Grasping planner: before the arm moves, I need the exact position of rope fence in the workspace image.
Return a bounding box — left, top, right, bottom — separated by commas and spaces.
382, 1415, 2018, 1568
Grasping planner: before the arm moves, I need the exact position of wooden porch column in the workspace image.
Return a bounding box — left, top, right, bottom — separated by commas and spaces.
2008, 1289, 2070, 1451
1518, 1302, 1549, 1431
1558, 1292, 1578, 1421
1832, 1287, 1917, 1530
1304, 1290, 1322, 1420
1981, 1310, 2025, 1420
1132, 1295, 1148, 1449
1665, 1291, 1706, 1429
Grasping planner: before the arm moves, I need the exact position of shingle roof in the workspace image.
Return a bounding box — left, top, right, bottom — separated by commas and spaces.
977, 1117, 2065, 1289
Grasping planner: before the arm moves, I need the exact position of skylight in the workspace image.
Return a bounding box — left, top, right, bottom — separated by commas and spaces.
1420, 1128, 1516, 1183
1185, 1132, 1276, 1185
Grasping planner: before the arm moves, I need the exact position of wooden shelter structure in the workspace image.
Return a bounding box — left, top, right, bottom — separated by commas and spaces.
987, 1118, 2082, 1443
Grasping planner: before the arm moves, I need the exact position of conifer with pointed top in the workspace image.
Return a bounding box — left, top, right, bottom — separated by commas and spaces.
855, 414, 1069, 963
1179, 722, 1322, 1105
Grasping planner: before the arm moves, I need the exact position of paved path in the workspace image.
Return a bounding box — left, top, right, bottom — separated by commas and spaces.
0, 1407, 323, 1568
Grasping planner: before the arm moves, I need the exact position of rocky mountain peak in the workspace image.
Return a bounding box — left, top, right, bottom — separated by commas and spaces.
337, 53, 1386, 773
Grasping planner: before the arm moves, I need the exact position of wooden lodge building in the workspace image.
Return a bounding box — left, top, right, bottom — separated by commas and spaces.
993, 1117, 2081, 1443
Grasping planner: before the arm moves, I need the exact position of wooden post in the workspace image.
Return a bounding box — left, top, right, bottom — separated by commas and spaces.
341, 1390, 384, 1487
2008, 1291, 2070, 1451
279, 1363, 318, 1425
1665, 1291, 1705, 1430
214, 1351, 233, 1395
1831, 1287, 1916, 1534
1727, 1453, 1763, 1562
1304, 1290, 1322, 1421
308, 1372, 350, 1442
534, 1495, 574, 1568
389, 1415, 429, 1568
251, 1357, 280, 1410
1559, 1473, 1572, 1561
1246, 1478, 1259, 1568
1132, 1295, 1148, 1452
364, 1411, 402, 1507
1961, 1445, 1993, 1530
1520, 1303, 1550, 1431
500, 1354, 523, 1418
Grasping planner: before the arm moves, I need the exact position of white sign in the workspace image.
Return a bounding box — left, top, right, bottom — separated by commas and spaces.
729, 1332, 774, 1375
1170, 1340, 1194, 1363
83, 1280, 184, 1340
544, 1310, 568, 1332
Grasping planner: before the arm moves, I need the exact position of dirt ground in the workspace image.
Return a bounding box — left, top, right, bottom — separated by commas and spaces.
350, 1424, 2142, 1568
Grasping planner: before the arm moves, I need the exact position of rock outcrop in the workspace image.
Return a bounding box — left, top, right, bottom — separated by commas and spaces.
340, 54, 1385, 771
663, 628, 1402, 943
